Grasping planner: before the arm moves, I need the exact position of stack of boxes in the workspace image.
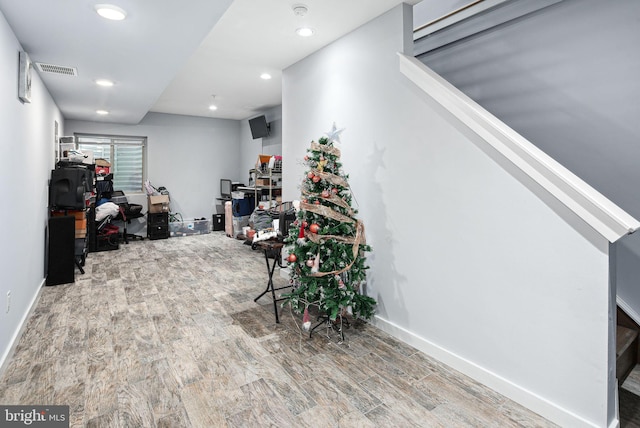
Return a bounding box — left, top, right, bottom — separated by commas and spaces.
147, 194, 170, 240
73, 210, 87, 238
95, 158, 110, 175
255, 177, 272, 186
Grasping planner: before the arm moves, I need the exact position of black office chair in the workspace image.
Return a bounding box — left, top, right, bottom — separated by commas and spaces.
112, 190, 145, 243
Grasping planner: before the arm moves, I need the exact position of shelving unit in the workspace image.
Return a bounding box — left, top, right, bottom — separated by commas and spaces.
249, 166, 282, 208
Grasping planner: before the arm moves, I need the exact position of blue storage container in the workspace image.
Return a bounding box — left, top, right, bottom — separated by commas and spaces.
232, 196, 255, 217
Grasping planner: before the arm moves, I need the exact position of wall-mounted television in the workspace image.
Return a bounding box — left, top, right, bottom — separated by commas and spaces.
249, 115, 270, 139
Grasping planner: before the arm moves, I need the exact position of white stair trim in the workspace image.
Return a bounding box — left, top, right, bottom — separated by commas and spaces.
398, 53, 640, 243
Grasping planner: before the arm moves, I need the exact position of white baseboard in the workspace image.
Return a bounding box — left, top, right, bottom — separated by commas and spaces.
0, 280, 46, 377
372, 314, 600, 428
609, 386, 620, 428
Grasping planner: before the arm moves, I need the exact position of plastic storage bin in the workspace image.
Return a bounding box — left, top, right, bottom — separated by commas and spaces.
169, 219, 210, 237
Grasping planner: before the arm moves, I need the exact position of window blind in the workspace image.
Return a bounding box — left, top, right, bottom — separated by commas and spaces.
76, 135, 146, 193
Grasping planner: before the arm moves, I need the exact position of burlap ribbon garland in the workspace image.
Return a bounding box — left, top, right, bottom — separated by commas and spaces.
305, 220, 365, 277
310, 141, 341, 157
301, 189, 354, 216
306, 229, 360, 245
311, 169, 349, 188
300, 201, 354, 224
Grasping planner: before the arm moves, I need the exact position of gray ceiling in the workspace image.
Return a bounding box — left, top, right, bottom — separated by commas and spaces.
0, 0, 420, 124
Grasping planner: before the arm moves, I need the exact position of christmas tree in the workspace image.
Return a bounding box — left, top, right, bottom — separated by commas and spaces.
283, 124, 376, 334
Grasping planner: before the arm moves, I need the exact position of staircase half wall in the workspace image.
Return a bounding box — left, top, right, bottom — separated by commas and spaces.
282, 4, 639, 427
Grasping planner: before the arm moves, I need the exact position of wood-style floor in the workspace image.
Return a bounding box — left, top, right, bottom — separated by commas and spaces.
621, 364, 640, 427
1, 231, 561, 427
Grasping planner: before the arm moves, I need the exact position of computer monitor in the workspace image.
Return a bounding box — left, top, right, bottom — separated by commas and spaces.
220, 179, 232, 200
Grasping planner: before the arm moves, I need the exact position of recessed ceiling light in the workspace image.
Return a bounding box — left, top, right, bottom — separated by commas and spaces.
296, 27, 314, 37
208, 95, 218, 111
95, 4, 127, 21
96, 109, 109, 115
95, 79, 114, 87
260, 73, 272, 80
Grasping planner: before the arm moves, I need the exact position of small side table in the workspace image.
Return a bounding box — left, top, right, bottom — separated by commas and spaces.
253, 240, 289, 323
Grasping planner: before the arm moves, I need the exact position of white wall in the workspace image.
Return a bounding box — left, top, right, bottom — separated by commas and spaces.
282, 4, 613, 427
240, 105, 283, 179
65, 113, 240, 223
0, 10, 64, 370
418, 0, 640, 325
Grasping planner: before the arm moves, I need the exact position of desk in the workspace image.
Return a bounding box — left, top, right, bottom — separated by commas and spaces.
253, 240, 289, 323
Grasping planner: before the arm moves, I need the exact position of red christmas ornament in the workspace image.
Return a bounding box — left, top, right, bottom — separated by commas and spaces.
301, 221, 308, 228
304, 155, 309, 161
314, 200, 321, 205
331, 188, 338, 194
309, 223, 320, 233
287, 253, 297, 263
312, 175, 321, 183
306, 259, 314, 267
307, 171, 314, 179
321, 190, 330, 198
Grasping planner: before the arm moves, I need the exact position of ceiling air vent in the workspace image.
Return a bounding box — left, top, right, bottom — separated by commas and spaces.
35, 62, 78, 76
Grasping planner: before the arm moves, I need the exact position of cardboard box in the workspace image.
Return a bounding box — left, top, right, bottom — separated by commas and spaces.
95, 166, 110, 175
148, 195, 170, 213
75, 218, 87, 238
52, 210, 85, 220
95, 158, 111, 175
256, 178, 271, 186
